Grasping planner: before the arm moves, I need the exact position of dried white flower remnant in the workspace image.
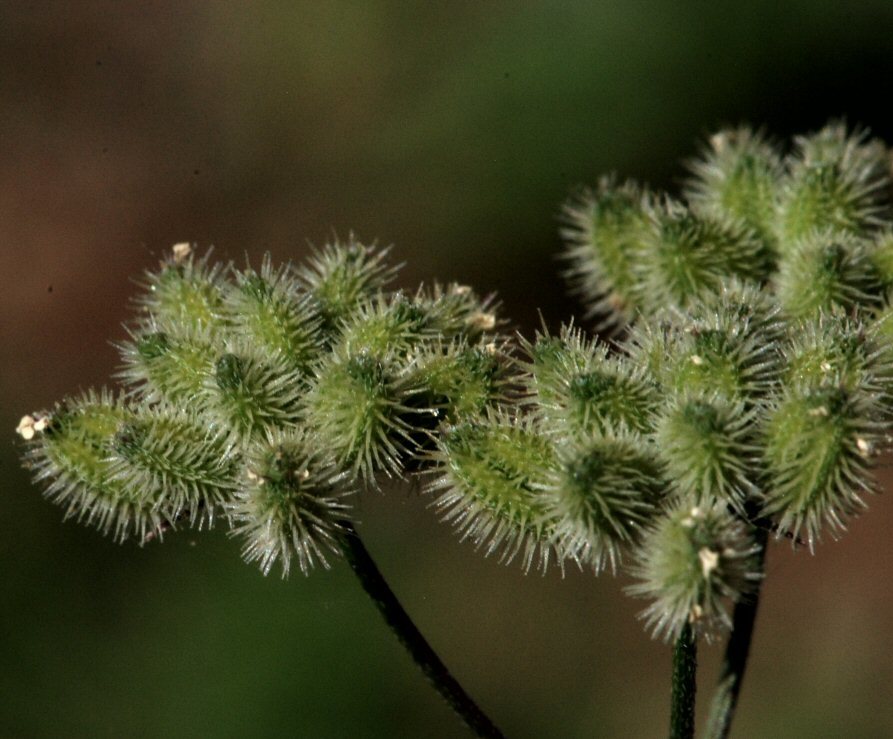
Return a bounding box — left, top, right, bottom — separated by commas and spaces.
16, 414, 48, 440
469, 311, 496, 331
172, 242, 193, 264
698, 547, 719, 578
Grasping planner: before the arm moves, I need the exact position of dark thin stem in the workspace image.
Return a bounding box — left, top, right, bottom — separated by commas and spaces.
670, 622, 698, 739
705, 527, 768, 739
337, 520, 505, 739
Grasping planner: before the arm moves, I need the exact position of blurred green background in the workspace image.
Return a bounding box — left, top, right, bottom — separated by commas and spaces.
3, 2, 893, 737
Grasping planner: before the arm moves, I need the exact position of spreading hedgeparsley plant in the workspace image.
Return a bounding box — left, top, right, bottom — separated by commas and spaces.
17, 122, 893, 738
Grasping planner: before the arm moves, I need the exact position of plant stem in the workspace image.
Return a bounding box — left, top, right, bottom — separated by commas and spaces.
705, 527, 768, 739
670, 622, 697, 739
337, 520, 505, 739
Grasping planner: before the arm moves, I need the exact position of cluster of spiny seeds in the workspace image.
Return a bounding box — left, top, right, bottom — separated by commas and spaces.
17, 239, 511, 576
552, 123, 893, 638
428, 123, 893, 641
17, 122, 893, 642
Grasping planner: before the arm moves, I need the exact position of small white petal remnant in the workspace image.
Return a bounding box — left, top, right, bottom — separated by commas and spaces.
16, 415, 36, 440
16, 414, 48, 440
469, 311, 496, 331
856, 437, 872, 457
698, 547, 720, 578
710, 132, 727, 153
484, 342, 497, 355
680, 506, 703, 529
451, 285, 472, 296
172, 242, 193, 264
689, 603, 704, 623
808, 405, 830, 417
820, 361, 833, 373
690, 354, 705, 366
299, 468, 310, 481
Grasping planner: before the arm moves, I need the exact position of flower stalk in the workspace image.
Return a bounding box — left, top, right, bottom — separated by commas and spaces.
670, 622, 698, 739
705, 526, 768, 739
337, 521, 505, 738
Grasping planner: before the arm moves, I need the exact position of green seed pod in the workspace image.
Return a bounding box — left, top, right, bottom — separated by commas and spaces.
868, 307, 893, 396
207, 345, 303, 440
630, 284, 782, 403
522, 324, 657, 436
17, 389, 165, 542
654, 394, 759, 512
229, 427, 351, 577
761, 381, 885, 549
864, 321, 893, 422
634, 200, 772, 318
117, 321, 219, 404
561, 177, 653, 327
108, 404, 239, 529
226, 255, 321, 377
537, 433, 662, 572
429, 412, 556, 571
136, 244, 229, 333
782, 312, 889, 392
774, 229, 883, 319
297, 237, 398, 338
629, 501, 763, 642
302, 349, 426, 482
412, 282, 502, 344
869, 228, 893, 294
661, 328, 745, 400
660, 294, 782, 402
681, 279, 786, 351
334, 291, 435, 357
684, 127, 783, 249
410, 340, 515, 424
623, 318, 680, 391
776, 123, 891, 247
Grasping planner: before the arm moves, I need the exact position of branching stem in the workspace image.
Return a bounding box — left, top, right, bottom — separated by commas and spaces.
670, 622, 697, 739
337, 520, 505, 739
705, 526, 768, 739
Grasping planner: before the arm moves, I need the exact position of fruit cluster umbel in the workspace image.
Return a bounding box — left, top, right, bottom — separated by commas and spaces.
18, 123, 893, 647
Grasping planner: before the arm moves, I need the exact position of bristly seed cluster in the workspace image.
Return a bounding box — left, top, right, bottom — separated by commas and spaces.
17, 235, 509, 576
17, 123, 893, 642
560, 122, 893, 639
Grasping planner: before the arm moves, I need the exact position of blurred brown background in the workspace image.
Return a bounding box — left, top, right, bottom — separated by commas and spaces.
3, 2, 893, 737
